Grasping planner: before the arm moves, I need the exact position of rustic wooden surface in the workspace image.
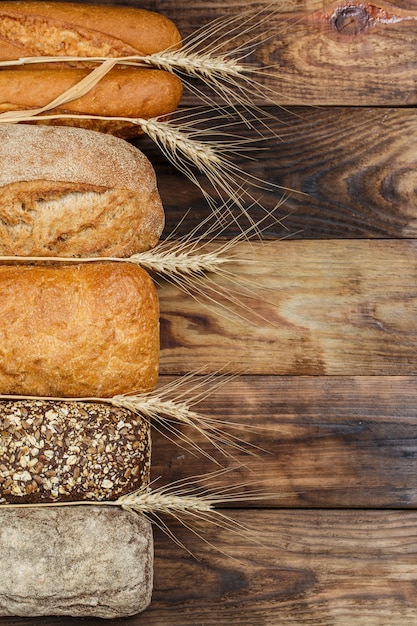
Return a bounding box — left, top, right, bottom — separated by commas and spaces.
4, 0, 417, 624
146, 107, 417, 239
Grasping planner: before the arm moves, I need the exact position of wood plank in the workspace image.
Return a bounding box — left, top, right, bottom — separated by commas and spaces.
137, 106, 417, 240
31, 0, 417, 107
70, 0, 417, 106
147, 509, 417, 625
151, 375, 417, 508
147, 510, 417, 625
159, 239, 417, 376
2, 510, 417, 625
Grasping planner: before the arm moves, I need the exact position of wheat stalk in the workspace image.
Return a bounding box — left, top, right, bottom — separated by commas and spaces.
0, 368, 269, 463
0, 6, 303, 119
0, 204, 284, 324
0, 469, 277, 556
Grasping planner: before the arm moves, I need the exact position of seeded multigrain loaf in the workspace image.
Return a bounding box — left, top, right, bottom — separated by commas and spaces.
0, 262, 160, 397
0, 124, 165, 256
0, 400, 151, 504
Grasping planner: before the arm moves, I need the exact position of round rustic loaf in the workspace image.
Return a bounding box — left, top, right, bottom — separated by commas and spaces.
0, 124, 165, 257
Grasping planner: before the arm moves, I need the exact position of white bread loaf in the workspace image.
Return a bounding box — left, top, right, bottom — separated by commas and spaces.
0, 262, 160, 397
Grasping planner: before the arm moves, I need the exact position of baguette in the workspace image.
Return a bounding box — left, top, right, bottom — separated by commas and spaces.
0, 399, 151, 504
0, 1, 182, 61
0, 66, 183, 137
0, 262, 159, 397
0, 124, 164, 257
0, 506, 153, 618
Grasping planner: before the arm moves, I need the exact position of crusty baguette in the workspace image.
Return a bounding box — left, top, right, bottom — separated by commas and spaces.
0, 67, 183, 137
0, 262, 159, 397
0, 124, 164, 257
0, 506, 153, 618
0, 1, 181, 60
0, 399, 151, 504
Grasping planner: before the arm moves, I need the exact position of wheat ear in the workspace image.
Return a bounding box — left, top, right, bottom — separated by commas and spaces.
112, 370, 270, 463
0, 469, 276, 557
165, 4, 316, 114
0, 203, 285, 325
0, 6, 306, 121
0, 368, 268, 464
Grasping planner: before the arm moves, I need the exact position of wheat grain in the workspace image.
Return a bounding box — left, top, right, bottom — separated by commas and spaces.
0, 368, 273, 462
0, 468, 277, 548
0, 6, 305, 117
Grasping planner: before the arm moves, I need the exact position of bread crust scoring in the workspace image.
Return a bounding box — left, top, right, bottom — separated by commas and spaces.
0, 124, 165, 256
0, 1, 182, 59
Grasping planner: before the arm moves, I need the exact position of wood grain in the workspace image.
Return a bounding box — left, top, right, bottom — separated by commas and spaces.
37, 0, 417, 107
3, 510, 417, 625
148, 510, 417, 625
151, 375, 417, 508
148, 510, 417, 626
138, 106, 417, 240
159, 239, 417, 376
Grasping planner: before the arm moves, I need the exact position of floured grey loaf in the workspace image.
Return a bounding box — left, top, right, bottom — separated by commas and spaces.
0, 399, 151, 504
0, 506, 153, 618
0, 124, 165, 257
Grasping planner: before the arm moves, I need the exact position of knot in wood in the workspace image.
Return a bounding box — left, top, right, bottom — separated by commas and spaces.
332, 5, 369, 35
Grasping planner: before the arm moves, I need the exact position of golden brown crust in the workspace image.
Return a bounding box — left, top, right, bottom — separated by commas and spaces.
0, 180, 163, 256
0, 67, 183, 120
0, 262, 159, 397
0, 1, 182, 60
0, 124, 165, 256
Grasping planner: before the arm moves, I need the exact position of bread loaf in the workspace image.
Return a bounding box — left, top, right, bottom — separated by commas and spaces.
0, 124, 164, 257
0, 506, 153, 618
0, 66, 183, 137
0, 262, 159, 397
0, 1, 182, 61
0, 399, 151, 504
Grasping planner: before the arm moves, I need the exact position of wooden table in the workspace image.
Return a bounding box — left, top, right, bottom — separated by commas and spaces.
5, 0, 417, 624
